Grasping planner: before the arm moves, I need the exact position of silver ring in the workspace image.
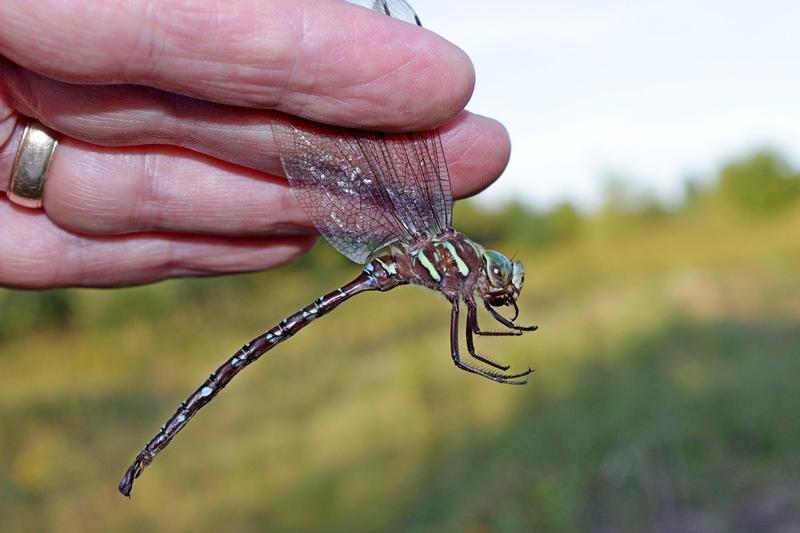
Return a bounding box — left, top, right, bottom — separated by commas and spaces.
7, 120, 59, 209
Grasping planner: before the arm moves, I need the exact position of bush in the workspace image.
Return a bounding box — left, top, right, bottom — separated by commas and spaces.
719, 150, 800, 215
0, 289, 73, 340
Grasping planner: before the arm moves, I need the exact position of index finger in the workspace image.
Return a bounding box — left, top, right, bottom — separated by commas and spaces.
0, 0, 475, 131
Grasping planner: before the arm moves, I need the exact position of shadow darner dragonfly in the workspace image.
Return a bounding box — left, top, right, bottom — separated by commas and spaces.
119, 0, 536, 497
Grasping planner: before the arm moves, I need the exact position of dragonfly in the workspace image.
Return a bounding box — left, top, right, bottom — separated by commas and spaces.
119, 0, 536, 498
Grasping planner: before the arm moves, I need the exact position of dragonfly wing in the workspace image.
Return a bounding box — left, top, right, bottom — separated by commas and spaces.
341, 0, 453, 232
345, 0, 422, 25
272, 118, 452, 263
352, 127, 452, 237
273, 118, 407, 263
272, 0, 453, 263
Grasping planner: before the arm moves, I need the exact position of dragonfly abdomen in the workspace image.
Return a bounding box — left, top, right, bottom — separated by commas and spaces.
119, 271, 389, 497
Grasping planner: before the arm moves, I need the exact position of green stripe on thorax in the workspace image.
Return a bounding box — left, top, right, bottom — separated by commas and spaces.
442, 241, 470, 277
413, 250, 441, 282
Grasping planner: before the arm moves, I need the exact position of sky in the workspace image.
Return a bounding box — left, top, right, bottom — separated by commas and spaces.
418, 0, 800, 208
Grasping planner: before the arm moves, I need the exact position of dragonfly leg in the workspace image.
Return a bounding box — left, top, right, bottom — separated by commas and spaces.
467, 298, 522, 337
484, 300, 538, 332
465, 302, 511, 370
450, 301, 532, 385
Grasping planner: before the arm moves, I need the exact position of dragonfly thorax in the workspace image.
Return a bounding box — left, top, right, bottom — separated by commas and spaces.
364, 231, 525, 309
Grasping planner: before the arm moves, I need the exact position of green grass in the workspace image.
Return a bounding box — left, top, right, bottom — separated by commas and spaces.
1, 199, 799, 532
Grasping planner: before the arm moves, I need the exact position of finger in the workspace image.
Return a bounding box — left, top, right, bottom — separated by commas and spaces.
0, 64, 509, 196
0, 0, 474, 130
0, 106, 313, 237
43, 140, 314, 237
0, 101, 509, 238
0, 202, 317, 289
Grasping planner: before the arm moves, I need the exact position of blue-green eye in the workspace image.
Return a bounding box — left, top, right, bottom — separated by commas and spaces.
483, 250, 512, 287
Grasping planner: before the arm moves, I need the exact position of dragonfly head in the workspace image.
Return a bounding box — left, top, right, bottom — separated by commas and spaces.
480, 250, 525, 307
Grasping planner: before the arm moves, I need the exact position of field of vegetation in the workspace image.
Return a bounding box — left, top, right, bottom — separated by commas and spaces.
1, 150, 798, 532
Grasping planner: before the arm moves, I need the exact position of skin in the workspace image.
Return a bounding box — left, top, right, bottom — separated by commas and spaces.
0, 0, 511, 289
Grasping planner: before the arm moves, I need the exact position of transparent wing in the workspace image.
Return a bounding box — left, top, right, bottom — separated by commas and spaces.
272, 117, 452, 263
345, 0, 422, 25
272, 0, 450, 263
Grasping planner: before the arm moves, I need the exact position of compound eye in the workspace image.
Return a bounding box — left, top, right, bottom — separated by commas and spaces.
483, 250, 512, 288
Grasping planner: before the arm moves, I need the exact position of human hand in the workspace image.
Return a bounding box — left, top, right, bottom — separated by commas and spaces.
0, 0, 511, 289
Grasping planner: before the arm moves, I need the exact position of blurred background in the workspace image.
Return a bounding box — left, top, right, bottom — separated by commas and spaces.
1, 1, 799, 531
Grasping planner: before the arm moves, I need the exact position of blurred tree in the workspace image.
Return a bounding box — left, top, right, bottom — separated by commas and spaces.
719, 150, 800, 215
455, 199, 585, 251
0, 289, 73, 341
683, 176, 710, 210
453, 200, 506, 247
547, 202, 582, 242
